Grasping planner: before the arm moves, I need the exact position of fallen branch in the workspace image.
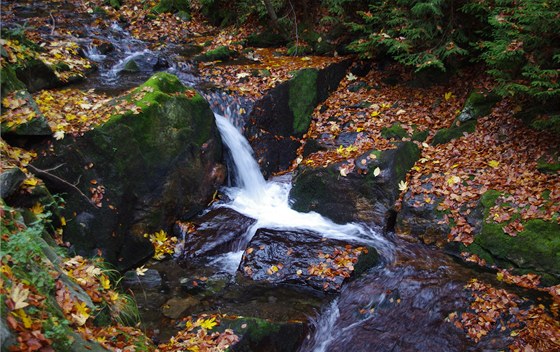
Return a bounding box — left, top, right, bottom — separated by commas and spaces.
27, 164, 96, 208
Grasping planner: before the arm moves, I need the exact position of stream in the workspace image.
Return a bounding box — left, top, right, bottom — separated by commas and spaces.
75, 22, 515, 352
5, 6, 520, 349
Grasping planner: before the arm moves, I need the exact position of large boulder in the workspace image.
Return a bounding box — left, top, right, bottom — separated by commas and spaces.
460, 190, 560, 285
31, 73, 224, 270
247, 61, 351, 177
290, 142, 420, 228
239, 228, 379, 293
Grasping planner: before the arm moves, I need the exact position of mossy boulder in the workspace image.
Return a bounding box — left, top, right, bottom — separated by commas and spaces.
289, 69, 319, 135
290, 142, 420, 227
432, 120, 476, 146
15, 59, 62, 92
247, 60, 351, 176
381, 123, 408, 140
0, 65, 26, 96
31, 73, 224, 270
195, 46, 237, 62
457, 91, 500, 122
462, 190, 560, 284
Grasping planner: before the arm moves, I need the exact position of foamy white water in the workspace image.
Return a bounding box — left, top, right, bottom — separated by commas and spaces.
213, 113, 394, 257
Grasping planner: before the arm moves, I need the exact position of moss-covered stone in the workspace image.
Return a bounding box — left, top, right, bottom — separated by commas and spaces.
195, 46, 236, 62
411, 128, 429, 142
289, 69, 318, 135
381, 123, 408, 140
457, 91, 500, 122
537, 161, 560, 173
432, 120, 476, 145
463, 190, 560, 284
32, 72, 223, 270
123, 59, 140, 73
0, 65, 25, 96
290, 141, 419, 227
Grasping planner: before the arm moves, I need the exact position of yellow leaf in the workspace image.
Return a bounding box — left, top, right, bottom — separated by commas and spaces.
30, 202, 44, 215
398, 180, 408, 192
444, 91, 453, 101
446, 175, 461, 186
60, 216, 66, 226
22, 178, 39, 187
496, 272, 504, 281
373, 167, 381, 177
199, 317, 217, 330
100, 275, 110, 290
270, 265, 279, 273
15, 309, 32, 328
10, 284, 30, 310
370, 111, 380, 117
488, 160, 499, 168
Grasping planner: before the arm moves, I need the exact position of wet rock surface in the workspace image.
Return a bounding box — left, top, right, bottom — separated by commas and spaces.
178, 207, 256, 258
239, 228, 379, 293
300, 242, 513, 352
290, 142, 420, 228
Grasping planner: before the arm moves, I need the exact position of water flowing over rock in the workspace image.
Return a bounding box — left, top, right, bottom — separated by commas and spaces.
301, 242, 513, 352
290, 142, 420, 228
239, 228, 379, 293
31, 73, 224, 270
246, 61, 350, 177
177, 207, 256, 258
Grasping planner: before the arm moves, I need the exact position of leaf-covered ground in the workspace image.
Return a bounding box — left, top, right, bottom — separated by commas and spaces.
1, 0, 559, 351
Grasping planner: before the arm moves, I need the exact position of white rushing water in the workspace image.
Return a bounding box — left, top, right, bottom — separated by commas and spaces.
213, 113, 394, 256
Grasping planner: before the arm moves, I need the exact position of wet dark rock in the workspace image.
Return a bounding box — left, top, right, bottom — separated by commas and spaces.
31, 73, 224, 270
239, 228, 379, 293
396, 184, 450, 247
178, 207, 256, 258
222, 316, 307, 352
15, 59, 62, 92
247, 60, 351, 177
180, 276, 207, 294
0, 168, 26, 199
123, 269, 162, 289
300, 243, 513, 352
290, 142, 420, 227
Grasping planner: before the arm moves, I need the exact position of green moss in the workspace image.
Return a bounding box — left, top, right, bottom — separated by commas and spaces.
457, 91, 500, 122
289, 69, 318, 135
432, 120, 476, 145
123, 59, 140, 73
464, 190, 560, 284
411, 128, 429, 142
381, 123, 408, 140
390, 141, 420, 181
196, 46, 235, 62
0, 65, 26, 96
537, 161, 560, 173
91, 72, 213, 178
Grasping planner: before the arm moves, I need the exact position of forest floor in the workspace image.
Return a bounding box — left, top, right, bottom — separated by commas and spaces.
1, 0, 559, 351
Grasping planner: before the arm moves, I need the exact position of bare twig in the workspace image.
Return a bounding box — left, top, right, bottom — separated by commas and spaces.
27, 164, 96, 207
49, 12, 56, 36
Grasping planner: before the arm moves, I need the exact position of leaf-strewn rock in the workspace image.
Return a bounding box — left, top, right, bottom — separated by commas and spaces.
32, 73, 224, 270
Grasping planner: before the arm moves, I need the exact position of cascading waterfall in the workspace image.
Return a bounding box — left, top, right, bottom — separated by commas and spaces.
213, 113, 394, 257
